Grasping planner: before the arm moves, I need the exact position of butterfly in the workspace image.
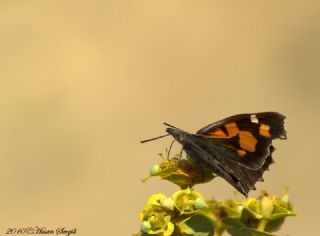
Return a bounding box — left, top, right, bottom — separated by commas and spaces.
141, 112, 287, 197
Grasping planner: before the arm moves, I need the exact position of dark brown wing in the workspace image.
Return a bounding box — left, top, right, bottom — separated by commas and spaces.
196, 112, 286, 170
174, 130, 277, 196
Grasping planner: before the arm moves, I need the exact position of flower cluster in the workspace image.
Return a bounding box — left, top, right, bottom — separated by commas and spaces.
139, 189, 214, 236
142, 154, 215, 189
213, 189, 295, 236
135, 153, 295, 236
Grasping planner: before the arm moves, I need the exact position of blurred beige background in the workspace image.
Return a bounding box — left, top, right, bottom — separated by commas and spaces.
1, 1, 320, 235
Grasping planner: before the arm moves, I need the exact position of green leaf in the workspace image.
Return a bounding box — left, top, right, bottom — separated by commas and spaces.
177, 214, 215, 236
223, 218, 275, 236
140, 232, 158, 236
265, 212, 295, 232
239, 207, 261, 229
264, 218, 285, 233
242, 198, 262, 219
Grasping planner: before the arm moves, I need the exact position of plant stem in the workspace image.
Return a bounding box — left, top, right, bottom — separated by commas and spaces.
257, 219, 268, 232
214, 231, 222, 236
214, 221, 224, 236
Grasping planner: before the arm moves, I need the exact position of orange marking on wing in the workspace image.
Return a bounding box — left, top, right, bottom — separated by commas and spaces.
239, 131, 257, 152
237, 149, 247, 157
259, 124, 271, 138
225, 122, 240, 137
207, 128, 228, 138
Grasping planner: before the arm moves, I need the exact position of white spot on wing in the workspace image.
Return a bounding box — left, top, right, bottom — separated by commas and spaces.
250, 114, 259, 124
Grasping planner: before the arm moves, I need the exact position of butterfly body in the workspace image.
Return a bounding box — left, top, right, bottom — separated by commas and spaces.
165, 112, 286, 196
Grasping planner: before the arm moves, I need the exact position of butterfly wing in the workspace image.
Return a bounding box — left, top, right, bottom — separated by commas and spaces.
196, 112, 286, 170
166, 112, 286, 196
169, 129, 275, 196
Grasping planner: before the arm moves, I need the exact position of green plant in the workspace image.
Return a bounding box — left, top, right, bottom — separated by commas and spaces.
135, 152, 295, 236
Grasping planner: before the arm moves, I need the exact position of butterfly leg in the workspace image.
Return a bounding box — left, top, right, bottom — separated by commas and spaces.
178, 148, 183, 160
166, 140, 175, 159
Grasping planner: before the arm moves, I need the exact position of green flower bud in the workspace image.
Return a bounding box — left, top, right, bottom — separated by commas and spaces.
193, 198, 208, 209
140, 221, 152, 232
161, 197, 175, 211
150, 164, 160, 176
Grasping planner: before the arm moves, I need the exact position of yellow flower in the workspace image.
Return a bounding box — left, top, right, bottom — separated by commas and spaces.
173, 188, 207, 214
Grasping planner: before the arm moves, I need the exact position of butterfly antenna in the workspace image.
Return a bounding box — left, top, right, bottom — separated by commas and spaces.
163, 122, 179, 129
140, 134, 170, 143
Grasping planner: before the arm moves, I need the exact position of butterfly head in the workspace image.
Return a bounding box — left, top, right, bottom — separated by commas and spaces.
165, 127, 187, 144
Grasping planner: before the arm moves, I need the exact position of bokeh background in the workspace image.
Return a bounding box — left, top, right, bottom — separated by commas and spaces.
1, 1, 320, 235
